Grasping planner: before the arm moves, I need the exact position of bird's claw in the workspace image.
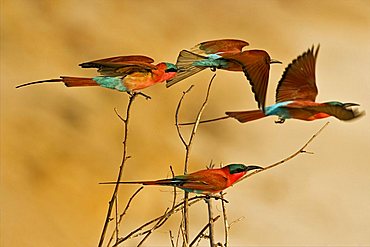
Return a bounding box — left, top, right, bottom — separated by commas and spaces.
137, 92, 152, 100
275, 118, 285, 124
202, 195, 229, 203
127, 91, 151, 100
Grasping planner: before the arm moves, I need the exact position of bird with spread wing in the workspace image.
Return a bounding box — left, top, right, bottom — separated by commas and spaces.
166, 39, 281, 110
182, 45, 364, 125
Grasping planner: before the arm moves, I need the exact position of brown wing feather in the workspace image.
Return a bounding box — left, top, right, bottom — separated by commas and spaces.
276, 45, 319, 102
191, 39, 249, 55
79, 55, 155, 68
179, 171, 228, 193
96, 64, 153, 77
227, 50, 272, 110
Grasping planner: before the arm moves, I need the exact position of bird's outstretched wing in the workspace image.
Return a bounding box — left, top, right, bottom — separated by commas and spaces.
190, 39, 249, 55
276, 45, 319, 103
225, 50, 273, 110
166, 50, 207, 87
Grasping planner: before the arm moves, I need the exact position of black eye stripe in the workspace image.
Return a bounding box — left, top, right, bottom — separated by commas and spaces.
166, 68, 178, 72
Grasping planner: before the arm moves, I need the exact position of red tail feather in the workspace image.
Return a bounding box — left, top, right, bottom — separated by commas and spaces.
226, 110, 266, 123
60, 76, 98, 87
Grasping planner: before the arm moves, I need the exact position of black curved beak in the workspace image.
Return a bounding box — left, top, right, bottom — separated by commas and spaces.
270, 59, 282, 64
344, 103, 359, 107
246, 165, 263, 171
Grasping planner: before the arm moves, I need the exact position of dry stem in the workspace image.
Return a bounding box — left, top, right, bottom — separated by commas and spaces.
113, 196, 204, 246
106, 186, 144, 247
190, 215, 221, 247
98, 93, 138, 247
175, 75, 216, 246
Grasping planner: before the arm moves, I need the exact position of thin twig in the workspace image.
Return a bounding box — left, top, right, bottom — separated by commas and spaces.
220, 192, 229, 247
137, 210, 169, 247
229, 216, 245, 228
169, 230, 175, 247
189, 215, 221, 247
113, 196, 203, 246
170, 165, 177, 210
175, 75, 216, 247
185, 75, 216, 172
106, 187, 144, 247
175, 85, 194, 147
206, 198, 215, 247
237, 121, 330, 184
98, 94, 138, 247
115, 196, 119, 244
176, 220, 182, 247
109, 168, 183, 246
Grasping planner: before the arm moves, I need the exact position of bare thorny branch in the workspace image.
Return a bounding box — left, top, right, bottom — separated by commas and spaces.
106, 187, 144, 247
98, 93, 140, 247
175, 75, 217, 246
113, 196, 205, 246
190, 215, 221, 247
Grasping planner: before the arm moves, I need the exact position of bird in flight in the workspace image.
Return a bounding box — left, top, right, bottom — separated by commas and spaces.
182, 45, 364, 125
166, 39, 281, 110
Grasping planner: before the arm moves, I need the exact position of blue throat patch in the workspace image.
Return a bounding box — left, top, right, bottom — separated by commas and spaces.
93, 77, 127, 92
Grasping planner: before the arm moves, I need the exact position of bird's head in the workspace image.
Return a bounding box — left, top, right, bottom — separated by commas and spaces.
325, 101, 365, 120
226, 164, 263, 174
156, 62, 178, 81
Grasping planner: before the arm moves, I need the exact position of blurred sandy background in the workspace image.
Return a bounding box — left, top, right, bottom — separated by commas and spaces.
1, 0, 370, 246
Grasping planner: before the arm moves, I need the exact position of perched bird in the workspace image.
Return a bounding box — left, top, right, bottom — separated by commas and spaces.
166, 39, 281, 110
185, 45, 364, 125
100, 164, 262, 195
16, 55, 178, 93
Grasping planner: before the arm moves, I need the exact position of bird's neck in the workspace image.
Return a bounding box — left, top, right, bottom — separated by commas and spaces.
222, 167, 247, 187
228, 172, 246, 186
151, 68, 176, 83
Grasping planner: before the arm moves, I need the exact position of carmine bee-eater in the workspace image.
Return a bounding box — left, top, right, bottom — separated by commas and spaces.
16, 55, 178, 93
185, 45, 364, 125
100, 164, 262, 195
166, 39, 281, 110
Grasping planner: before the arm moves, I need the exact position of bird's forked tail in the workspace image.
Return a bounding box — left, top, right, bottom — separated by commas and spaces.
225, 109, 266, 123
100, 178, 183, 186
179, 109, 266, 126
16, 76, 99, 89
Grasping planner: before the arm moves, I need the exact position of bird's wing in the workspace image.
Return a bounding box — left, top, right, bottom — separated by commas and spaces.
94, 64, 154, 77
276, 45, 319, 103
225, 50, 272, 110
166, 50, 207, 87
190, 39, 249, 55
176, 170, 228, 193
79, 55, 155, 68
